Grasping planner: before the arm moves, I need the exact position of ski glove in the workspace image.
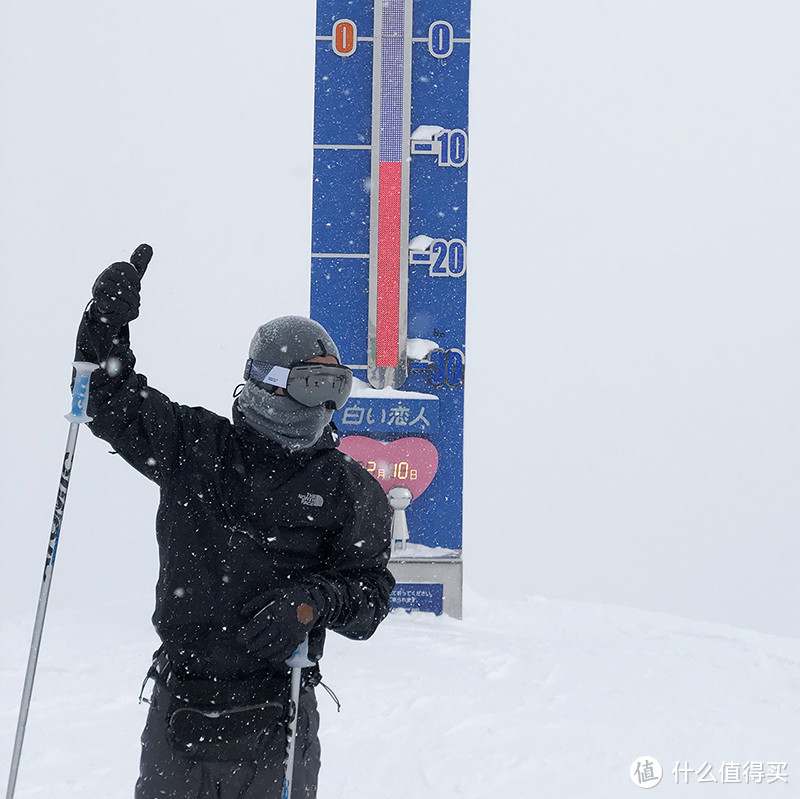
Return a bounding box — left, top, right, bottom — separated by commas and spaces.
237, 586, 327, 666
90, 244, 152, 328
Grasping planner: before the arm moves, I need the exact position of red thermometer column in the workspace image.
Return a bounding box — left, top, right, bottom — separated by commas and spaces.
368, 0, 412, 389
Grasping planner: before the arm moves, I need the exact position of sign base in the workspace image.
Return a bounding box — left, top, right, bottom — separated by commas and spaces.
388, 558, 463, 619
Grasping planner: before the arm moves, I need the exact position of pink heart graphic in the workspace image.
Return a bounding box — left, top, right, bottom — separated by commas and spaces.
339, 436, 439, 498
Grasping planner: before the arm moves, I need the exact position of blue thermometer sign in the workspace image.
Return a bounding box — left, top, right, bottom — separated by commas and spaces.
310, 0, 470, 618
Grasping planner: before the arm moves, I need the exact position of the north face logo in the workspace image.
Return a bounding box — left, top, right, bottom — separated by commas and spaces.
298, 493, 324, 508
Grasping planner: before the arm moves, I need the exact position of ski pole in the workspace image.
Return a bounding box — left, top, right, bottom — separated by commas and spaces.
5, 361, 98, 799
282, 636, 314, 799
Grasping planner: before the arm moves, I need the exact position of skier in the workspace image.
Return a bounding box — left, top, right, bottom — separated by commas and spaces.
74, 245, 394, 798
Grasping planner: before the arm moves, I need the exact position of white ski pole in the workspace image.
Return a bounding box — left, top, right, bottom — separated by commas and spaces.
282, 636, 314, 799
5, 362, 98, 799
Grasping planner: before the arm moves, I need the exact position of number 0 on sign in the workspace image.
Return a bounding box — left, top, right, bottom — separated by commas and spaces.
332, 19, 357, 56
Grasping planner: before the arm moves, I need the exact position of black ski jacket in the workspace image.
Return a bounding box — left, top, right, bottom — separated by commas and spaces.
75, 313, 394, 682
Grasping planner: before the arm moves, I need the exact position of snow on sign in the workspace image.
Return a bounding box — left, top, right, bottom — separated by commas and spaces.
310, 0, 470, 617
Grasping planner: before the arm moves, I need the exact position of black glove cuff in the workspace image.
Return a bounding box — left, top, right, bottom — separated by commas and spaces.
299, 578, 337, 628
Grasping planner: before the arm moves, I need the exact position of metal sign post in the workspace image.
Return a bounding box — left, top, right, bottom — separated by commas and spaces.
311, 0, 470, 618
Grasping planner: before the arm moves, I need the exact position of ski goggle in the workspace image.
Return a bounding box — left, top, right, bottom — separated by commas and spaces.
243, 359, 353, 410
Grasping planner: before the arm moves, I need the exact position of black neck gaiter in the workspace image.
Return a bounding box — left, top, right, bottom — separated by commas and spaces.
236, 382, 333, 452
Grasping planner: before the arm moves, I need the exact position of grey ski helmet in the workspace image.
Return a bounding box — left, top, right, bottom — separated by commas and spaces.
247, 316, 341, 368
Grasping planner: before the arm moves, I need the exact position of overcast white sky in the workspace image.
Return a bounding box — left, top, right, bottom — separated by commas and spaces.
1, 0, 798, 637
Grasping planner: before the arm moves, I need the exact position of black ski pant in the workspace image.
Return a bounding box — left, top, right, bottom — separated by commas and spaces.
134, 682, 320, 799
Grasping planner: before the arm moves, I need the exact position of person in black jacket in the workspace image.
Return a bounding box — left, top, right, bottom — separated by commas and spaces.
75, 245, 394, 799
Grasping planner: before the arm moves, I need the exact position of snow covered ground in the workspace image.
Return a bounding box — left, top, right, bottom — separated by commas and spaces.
3, 590, 800, 798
